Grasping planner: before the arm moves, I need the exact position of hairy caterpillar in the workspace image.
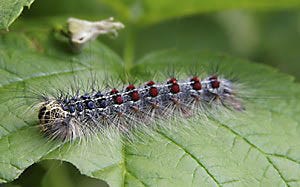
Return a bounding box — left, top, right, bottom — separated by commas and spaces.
37, 74, 244, 141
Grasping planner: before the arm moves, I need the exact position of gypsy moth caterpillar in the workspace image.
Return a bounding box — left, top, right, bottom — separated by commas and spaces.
36, 73, 244, 142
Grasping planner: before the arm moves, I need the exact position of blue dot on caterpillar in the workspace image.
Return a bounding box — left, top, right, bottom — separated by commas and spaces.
38, 75, 244, 141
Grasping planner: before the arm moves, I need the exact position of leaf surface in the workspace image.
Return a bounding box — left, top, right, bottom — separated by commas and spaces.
1, 23, 300, 186
3, 0, 300, 29
0, 0, 35, 29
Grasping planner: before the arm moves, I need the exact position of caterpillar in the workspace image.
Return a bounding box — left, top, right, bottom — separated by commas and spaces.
37, 74, 244, 141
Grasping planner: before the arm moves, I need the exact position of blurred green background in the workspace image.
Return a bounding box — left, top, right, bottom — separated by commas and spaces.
2, 0, 300, 186
15, 0, 300, 81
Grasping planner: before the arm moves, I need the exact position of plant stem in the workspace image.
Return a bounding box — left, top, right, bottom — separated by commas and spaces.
123, 25, 135, 72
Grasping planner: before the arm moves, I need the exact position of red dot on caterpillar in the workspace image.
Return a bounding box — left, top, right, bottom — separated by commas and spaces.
146, 81, 155, 86
125, 84, 140, 101
167, 78, 180, 94
110, 88, 123, 104
209, 75, 220, 89
114, 95, 123, 105
149, 87, 159, 97
126, 84, 135, 91
170, 83, 180, 94
193, 82, 202, 90
191, 76, 200, 82
167, 78, 177, 84
131, 91, 140, 101
110, 88, 119, 95
211, 81, 220, 89
209, 75, 218, 80
191, 76, 202, 90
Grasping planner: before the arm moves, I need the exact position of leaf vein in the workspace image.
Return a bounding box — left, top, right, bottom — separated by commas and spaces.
157, 131, 221, 187
210, 117, 290, 186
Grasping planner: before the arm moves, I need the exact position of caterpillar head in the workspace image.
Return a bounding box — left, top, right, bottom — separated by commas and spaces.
38, 100, 80, 141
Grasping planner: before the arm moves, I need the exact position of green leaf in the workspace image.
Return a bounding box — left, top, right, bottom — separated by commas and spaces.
104, 11, 300, 80
0, 0, 35, 30
18, 0, 300, 27
1, 21, 300, 186
100, 0, 300, 25
2, 0, 300, 30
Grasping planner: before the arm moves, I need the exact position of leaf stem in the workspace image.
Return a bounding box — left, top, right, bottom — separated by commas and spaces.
123, 24, 136, 72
